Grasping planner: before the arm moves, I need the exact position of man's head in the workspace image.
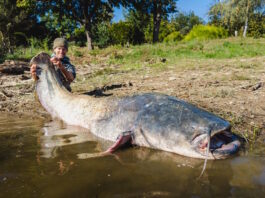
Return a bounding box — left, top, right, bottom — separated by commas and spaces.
53, 38, 68, 59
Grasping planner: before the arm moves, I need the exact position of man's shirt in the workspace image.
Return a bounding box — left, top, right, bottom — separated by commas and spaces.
51, 53, 76, 91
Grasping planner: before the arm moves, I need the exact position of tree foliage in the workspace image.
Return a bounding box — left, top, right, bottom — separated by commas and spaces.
38, 0, 117, 50
171, 11, 204, 35
209, 0, 265, 36
110, 21, 132, 45
0, 0, 38, 52
122, 0, 178, 43
151, 0, 177, 42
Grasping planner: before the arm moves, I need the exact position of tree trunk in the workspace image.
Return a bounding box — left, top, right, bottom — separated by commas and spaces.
243, 0, 249, 38
85, 30, 93, 50
153, 13, 161, 43
84, 21, 92, 50
152, 2, 161, 43
243, 17, 248, 37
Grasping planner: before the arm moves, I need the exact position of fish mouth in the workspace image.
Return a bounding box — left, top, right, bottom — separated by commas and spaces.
192, 130, 241, 159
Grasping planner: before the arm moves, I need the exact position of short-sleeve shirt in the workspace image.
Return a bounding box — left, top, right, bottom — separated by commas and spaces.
51, 53, 76, 91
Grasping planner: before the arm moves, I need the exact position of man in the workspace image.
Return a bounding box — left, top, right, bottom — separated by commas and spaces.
30, 38, 76, 91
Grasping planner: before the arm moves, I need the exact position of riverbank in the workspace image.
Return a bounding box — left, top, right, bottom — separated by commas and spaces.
0, 38, 264, 144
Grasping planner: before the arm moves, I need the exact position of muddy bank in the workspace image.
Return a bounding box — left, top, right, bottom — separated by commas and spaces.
0, 57, 264, 143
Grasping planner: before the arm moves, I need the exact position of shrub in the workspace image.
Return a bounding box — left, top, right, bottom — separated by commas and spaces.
73, 27, 86, 47
110, 21, 131, 45
163, 31, 183, 43
248, 14, 265, 38
184, 25, 228, 41
93, 22, 111, 48
158, 20, 175, 42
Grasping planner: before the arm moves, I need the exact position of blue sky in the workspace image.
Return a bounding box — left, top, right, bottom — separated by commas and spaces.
113, 0, 214, 23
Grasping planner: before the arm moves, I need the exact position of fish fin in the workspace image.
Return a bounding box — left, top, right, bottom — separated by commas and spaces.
77, 131, 134, 160
106, 131, 134, 153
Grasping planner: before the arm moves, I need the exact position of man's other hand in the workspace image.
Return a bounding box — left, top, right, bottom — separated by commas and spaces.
30, 64, 38, 80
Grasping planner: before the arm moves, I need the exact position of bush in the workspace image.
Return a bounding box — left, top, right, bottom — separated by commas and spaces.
248, 14, 265, 38
93, 22, 111, 48
158, 20, 175, 42
163, 31, 183, 43
184, 25, 228, 41
110, 21, 131, 45
73, 27, 86, 47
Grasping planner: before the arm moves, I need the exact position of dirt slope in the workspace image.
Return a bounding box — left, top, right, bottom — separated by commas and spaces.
0, 56, 264, 143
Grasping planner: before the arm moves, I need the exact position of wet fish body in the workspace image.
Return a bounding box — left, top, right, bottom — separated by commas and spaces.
32, 53, 240, 159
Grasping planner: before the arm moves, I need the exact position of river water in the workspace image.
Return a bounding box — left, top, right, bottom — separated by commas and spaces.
0, 114, 264, 197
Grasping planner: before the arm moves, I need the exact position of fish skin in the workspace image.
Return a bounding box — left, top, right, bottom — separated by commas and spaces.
32, 52, 236, 159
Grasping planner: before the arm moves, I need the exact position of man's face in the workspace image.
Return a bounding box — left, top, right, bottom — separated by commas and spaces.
54, 46, 67, 59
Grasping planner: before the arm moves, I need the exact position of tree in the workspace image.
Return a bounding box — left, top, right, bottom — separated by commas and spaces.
0, 0, 40, 52
151, 0, 177, 43
123, 0, 178, 43
209, 0, 265, 36
121, 1, 151, 44
40, 0, 118, 50
41, 10, 80, 40
144, 18, 175, 42
110, 21, 131, 45
171, 11, 203, 35
248, 12, 265, 38
125, 10, 150, 44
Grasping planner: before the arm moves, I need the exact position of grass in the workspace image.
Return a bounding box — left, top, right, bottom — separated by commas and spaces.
5, 46, 51, 62
3, 37, 265, 70
81, 37, 265, 71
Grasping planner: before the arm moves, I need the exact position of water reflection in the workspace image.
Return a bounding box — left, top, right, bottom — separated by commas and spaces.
39, 120, 111, 158
36, 120, 265, 197
0, 115, 264, 197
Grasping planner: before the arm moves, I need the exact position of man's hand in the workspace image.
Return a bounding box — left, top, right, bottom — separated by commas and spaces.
30, 64, 38, 80
50, 57, 63, 69
50, 57, 74, 82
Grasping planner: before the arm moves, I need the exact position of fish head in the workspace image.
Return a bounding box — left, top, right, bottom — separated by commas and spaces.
190, 126, 241, 159
30, 52, 53, 78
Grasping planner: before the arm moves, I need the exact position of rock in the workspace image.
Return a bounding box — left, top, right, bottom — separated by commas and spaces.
252, 82, 263, 91
1, 90, 13, 98
161, 58, 167, 63
0, 92, 6, 101
241, 82, 263, 91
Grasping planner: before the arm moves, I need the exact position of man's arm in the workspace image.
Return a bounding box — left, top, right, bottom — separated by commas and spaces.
50, 57, 74, 82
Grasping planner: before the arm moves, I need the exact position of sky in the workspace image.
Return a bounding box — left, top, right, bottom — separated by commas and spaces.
113, 0, 214, 23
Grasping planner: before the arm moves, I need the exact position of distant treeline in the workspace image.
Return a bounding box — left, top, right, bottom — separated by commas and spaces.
0, 0, 264, 56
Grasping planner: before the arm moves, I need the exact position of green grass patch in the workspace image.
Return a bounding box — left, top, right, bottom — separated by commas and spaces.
5, 37, 265, 68
5, 46, 50, 61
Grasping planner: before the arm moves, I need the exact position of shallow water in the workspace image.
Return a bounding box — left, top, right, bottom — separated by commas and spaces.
0, 114, 264, 197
